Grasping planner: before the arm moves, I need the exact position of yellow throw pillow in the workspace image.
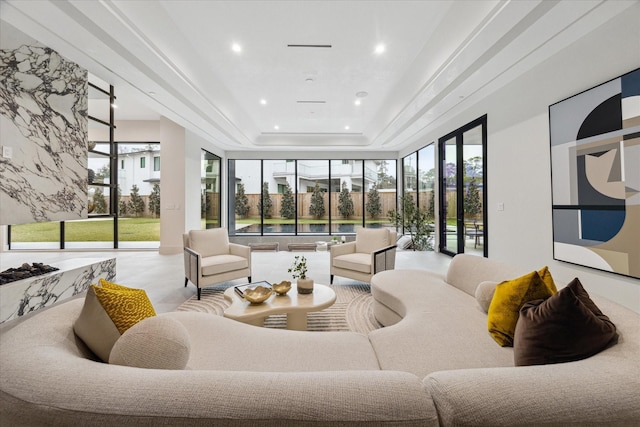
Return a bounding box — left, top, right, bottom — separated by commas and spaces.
73, 281, 156, 362
92, 284, 156, 334
537, 266, 558, 294
487, 270, 556, 347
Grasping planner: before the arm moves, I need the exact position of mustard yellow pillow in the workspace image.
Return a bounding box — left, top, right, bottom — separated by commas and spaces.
73, 281, 156, 362
92, 284, 156, 334
487, 269, 556, 347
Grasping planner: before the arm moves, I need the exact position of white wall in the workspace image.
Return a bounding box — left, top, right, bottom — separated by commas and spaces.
400, 7, 640, 312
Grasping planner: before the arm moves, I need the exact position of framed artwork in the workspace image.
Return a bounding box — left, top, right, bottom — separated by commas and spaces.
549, 68, 640, 279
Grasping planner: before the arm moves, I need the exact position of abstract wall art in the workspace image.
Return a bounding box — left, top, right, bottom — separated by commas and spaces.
549, 68, 640, 279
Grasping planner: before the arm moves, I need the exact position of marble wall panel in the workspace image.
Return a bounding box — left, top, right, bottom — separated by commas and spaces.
0, 257, 116, 323
0, 21, 88, 225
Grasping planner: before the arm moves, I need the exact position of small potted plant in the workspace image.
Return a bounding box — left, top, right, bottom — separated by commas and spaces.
288, 255, 313, 294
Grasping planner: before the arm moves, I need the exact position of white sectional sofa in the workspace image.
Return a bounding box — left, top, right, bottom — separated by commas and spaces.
1, 254, 638, 426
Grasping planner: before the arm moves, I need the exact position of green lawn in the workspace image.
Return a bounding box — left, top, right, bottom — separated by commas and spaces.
11, 218, 160, 242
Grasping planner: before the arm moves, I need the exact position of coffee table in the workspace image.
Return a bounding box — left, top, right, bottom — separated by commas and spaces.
223, 284, 336, 331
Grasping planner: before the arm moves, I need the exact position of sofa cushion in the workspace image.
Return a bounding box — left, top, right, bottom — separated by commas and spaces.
109, 316, 191, 369
201, 254, 249, 276
333, 253, 372, 274
514, 277, 617, 366
475, 280, 498, 313
189, 228, 229, 257
73, 281, 156, 362
355, 228, 390, 254
487, 268, 556, 347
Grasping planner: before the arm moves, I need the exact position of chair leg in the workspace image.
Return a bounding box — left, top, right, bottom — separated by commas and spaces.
330, 274, 334, 284
197, 287, 202, 300
184, 277, 188, 287
248, 276, 252, 282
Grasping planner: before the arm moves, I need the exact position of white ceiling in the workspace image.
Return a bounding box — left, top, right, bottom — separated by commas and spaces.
2, 0, 637, 152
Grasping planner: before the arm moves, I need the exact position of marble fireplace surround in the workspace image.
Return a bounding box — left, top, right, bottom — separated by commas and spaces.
0, 257, 115, 323
0, 21, 88, 226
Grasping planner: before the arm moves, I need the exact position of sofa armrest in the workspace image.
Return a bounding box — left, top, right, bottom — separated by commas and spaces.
330, 241, 356, 259
183, 246, 201, 286
372, 244, 397, 274
424, 362, 640, 426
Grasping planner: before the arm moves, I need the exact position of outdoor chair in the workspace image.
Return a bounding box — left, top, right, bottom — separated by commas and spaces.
330, 227, 397, 284
183, 228, 251, 300
464, 220, 483, 249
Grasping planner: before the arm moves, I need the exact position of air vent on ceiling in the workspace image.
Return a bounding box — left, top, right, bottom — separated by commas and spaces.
287, 44, 332, 48
296, 100, 326, 104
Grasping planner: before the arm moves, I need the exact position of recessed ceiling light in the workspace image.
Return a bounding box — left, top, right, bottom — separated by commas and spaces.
356, 91, 368, 98
374, 43, 385, 54
260, 99, 267, 105
274, 125, 279, 130
345, 125, 350, 130
305, 78, 314, 83
354, 99, 361, 106
232, 43, 242, 53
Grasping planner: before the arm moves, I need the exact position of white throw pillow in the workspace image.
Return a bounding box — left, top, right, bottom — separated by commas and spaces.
475, 280, 499, 313
109, 316, 191, 370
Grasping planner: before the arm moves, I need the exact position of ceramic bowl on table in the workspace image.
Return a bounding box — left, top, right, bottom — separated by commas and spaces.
272, 281, 292, 295
243, 286, 273, 304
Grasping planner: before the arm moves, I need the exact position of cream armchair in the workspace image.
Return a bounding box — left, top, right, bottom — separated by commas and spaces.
183, 228, 251, 300
330, 227, 397, 284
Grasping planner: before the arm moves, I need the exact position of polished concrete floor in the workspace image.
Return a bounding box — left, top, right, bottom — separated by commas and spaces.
0, 249, 452, 314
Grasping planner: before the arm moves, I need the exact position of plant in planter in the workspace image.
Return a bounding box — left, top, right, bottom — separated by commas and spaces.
288, 255, 313, 294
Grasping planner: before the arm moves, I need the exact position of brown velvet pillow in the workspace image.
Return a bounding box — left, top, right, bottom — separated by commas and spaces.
514, 278, 617, 366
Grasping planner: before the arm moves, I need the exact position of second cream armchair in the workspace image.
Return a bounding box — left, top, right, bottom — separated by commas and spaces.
330, 227, 397, 284
183, 228, 251, 300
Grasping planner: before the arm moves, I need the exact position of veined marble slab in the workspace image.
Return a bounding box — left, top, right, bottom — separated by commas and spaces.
0, 21, 88, 225
0, 257, 115, 323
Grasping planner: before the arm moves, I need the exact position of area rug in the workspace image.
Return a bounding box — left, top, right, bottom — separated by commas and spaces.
177, 283, 382, 334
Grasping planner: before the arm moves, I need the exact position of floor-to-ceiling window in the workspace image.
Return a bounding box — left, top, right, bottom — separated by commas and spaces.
201, 150, 221, 229
438, 115, 487, 256
298, 160, 329, 235
364, 160, 397, 229
229, 158, 396, 236
330, 160, 363, 234
228, 159, 262, 234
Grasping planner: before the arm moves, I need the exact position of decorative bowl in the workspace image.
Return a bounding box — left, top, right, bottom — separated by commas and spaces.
243, 286, 273, 304
272, 280, 292, 295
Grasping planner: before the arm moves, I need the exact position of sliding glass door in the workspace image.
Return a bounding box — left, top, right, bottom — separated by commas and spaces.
439, 116, 487, 256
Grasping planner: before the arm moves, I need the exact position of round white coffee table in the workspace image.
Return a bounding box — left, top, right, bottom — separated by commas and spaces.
223, 284, 336, 331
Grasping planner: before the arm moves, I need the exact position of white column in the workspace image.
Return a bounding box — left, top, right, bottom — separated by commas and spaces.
159, 117, 186, 255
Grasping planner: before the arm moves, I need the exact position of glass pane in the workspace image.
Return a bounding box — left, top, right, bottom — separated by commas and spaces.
463, 125, 484, 253
88, 185, 111, 216
9, 222, 61, 249
403, 153, 418, 236
117, 143, 161, 248
364, 160, 396, 229
201, 151, 221, 229
231, 160, 262, 234
297, 160, 329, 234
330, 160, 363, 234
65, 218, 114, 249
261, 159, 295, 234
443, 137, 458, 253
88, 84, 111, 124
418, 144, 435, 220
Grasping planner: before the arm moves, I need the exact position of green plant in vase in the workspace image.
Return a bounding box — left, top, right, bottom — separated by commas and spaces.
288, 255, 313, 294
